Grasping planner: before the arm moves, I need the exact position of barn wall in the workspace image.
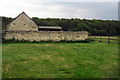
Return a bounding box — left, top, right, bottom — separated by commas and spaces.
3, 31, 88, 41
7, 13, 38, 31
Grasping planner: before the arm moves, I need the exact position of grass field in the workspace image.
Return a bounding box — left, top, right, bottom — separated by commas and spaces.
2, 42, 118, 78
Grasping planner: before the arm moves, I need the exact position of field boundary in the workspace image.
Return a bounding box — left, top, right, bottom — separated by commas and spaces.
88, 36, 120, 44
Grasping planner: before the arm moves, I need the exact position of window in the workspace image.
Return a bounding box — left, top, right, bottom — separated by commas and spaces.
13, 23, 15, 25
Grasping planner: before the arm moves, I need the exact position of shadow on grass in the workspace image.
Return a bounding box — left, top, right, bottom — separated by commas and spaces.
2, 38, 93, 44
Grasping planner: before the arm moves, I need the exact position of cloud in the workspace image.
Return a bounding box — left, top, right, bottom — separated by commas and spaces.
27, 0, 119, 2
0, 0, 118, 20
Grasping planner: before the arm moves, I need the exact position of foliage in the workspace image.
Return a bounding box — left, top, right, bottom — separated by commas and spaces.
77, 23, 92, 31
2, 17, 13, 30
2, 17, 120, 36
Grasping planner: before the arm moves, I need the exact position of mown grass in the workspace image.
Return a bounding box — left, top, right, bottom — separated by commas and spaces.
2, 42, 118, 78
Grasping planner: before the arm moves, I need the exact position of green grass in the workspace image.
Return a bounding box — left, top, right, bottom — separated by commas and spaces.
2, 42, 118, 78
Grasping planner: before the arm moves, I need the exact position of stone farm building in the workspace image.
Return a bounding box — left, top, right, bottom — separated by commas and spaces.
2, 12, 88, 42
7, 12, 62, 31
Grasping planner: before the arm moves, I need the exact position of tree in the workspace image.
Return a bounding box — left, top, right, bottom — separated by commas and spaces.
3, 16, 120, 36
77, 23, 91, 31
2, 17, 13, 30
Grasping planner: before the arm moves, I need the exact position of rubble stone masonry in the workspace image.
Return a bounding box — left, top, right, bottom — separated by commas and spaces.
2, 31, 88, 41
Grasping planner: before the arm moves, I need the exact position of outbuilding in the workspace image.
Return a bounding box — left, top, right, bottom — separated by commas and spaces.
38, 26, 62, 31
7, 12, 38, 31
7, 12, 62, 31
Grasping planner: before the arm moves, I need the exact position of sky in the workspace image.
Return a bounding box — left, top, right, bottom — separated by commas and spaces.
0, 0, 119, 20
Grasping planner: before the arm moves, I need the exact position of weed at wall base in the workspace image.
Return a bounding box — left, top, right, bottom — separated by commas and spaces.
2, 38, 91, 43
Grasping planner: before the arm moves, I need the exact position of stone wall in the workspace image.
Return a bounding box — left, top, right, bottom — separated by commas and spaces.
2, 31, 88, 41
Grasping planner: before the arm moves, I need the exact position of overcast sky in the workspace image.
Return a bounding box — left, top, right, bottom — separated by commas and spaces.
0, 0, 119, 20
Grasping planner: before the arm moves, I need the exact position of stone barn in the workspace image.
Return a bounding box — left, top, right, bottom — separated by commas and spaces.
7, 12, 38, 31
3, 12, 88, 42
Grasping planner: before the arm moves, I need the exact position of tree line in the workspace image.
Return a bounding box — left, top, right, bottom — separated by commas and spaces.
2, 16, 120, 36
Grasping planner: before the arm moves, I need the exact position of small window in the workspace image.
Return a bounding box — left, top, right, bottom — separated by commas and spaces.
13, 23, 15, 25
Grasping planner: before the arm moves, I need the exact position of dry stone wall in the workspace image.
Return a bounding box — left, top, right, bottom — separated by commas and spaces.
2, 31, 88, 41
